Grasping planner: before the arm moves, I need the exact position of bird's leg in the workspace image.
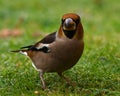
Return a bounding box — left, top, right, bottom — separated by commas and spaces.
58, 73, 71, 84
58, 73, 77, 87
39, 71, 46, 90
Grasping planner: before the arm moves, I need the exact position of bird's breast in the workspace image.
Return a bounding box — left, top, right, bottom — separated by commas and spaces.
28, 39, 84, 73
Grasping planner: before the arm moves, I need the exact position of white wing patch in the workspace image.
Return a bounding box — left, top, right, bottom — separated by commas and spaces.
18, 43, 50, 71
36, 43, 49, 50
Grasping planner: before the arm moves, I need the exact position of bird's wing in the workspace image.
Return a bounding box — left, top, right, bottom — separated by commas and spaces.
12, 32, 56, 53
39, 32, 56, 44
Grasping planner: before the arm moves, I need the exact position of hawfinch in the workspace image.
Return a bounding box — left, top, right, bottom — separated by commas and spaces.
12, 13, 84, 89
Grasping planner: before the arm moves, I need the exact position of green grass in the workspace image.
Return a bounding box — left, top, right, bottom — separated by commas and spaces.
0, 0, 120, 95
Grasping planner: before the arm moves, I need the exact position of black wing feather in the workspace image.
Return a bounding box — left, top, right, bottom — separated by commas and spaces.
39, 32, 56, 44
20, 32, 56, 50
20, 45, 33, 49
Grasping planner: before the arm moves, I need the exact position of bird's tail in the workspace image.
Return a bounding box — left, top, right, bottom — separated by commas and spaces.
11, 49, 28, 56
11, 50, 21, 52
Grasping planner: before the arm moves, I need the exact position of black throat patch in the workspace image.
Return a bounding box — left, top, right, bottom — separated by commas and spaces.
63, 30, 76, 39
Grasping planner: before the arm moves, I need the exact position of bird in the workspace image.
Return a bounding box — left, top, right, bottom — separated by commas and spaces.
11, 13, 84, 89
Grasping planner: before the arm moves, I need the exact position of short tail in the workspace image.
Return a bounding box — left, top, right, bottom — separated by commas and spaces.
11, 50, 22, 53
11, 45, 32, 53
11, 49, 28, 56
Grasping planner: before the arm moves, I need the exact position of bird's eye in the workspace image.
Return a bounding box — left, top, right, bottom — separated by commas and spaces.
62, 19, 65, 23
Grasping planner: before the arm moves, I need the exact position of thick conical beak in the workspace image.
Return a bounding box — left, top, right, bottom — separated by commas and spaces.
63, 18, 76, 31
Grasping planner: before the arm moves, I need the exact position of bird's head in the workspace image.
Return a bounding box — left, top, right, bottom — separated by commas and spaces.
58, 13, 84, 40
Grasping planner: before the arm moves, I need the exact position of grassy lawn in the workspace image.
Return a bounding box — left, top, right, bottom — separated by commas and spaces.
0, 0, 120, 95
